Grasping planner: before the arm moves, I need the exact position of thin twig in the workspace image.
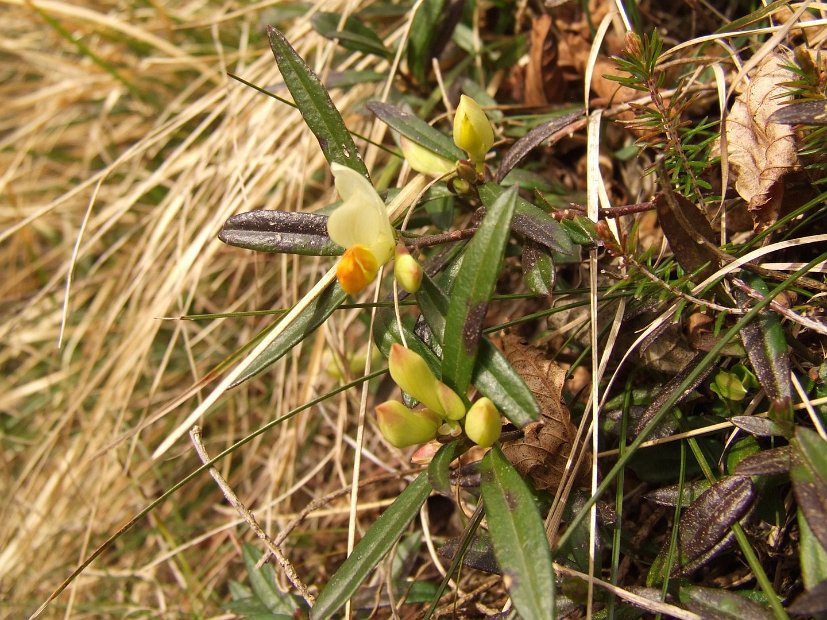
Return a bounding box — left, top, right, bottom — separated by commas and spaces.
402, 227, 478, 248
189, 426, 315, 605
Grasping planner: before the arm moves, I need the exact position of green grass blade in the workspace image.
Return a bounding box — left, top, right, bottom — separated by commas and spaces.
479, 446, 555, 620
310, 472, 431, 620
311, 12, 391, 58
417, 275, 539, 427
230, 283, 347, 387
267, 27, 369, 177
441, 185, 518, 394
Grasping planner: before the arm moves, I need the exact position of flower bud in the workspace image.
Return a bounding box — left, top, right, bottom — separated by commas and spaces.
388, 343, 464, 419
394, 247, 423, 293
376, 400, 441, 448
399, 136, 456, 177
437, 382, 466, 421
453, 95, 495, 164
464, 397, 502, 448
389, 343, 442, 412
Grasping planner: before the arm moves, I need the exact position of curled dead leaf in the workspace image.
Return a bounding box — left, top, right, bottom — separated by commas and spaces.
725, 53, 799, 231
498, 336, 588, 492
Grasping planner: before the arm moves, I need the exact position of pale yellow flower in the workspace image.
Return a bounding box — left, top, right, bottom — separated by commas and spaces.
327, 163, 396, 294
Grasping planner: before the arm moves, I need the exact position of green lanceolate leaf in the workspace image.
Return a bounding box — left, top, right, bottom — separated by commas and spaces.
407, 0, 445, 83
417, 274, 539, 427
428, 439, 463, 496
677, 585, 774, 620
676, 475, 755, 575
442, 186, 518, 394
367, 101, 464, 162
496, 108, 584, 182
311, 472, 431, 620
798, 506, 827, 589
791, 427, 827, 551
242, 544, 302, 615
311, 12, 391, 58
521, 240, 555, 296
219, 210, 343, 256
479, 446, 555, 620
478, 183, 575, 257
230, 283, 347, 387
267, 27, 368, 177
735, 274, 792, 417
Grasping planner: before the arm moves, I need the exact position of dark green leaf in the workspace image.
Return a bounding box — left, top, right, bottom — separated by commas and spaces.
643, 479, 711, 508
242, 544, 301, 615
326, 70, 386, 88
442, 186, 518, 393
798, 507, 827, 589
428, 440, 463, 496
416, 274, 539, 427
521, 241, 555, 296
311, 12, 391, 58
479, 446, 555, 620
231, 283, 347, 387
559, 215, 598, 246
496, 109, 585, 182
736, 275, 792, 417
791, 428, 827, 550
219, 210, 343, 256
678, 475, 754, 575
407, 0, 445, 83
677, 585, 774, 620
366, 101, 463, 161
311, 472, 431, 620
634, 353, 715, 435
734, 446, 791, 476
438, 532, 499, 574
479, 183, 575, 256
267, 27, 368, 176
730, 415, 791, 438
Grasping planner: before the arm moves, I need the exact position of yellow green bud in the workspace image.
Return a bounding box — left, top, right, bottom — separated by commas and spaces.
375, 400, 441, 448
394, 247, 423, 293
453, 95, 495, 164
437, 382, 466, 421
399, 136, 456, 177
464, 397, 502, 448
388, 343, 464, 419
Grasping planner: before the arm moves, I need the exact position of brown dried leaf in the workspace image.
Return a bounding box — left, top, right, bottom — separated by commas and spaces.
525, 15, 562, 106
654, 189, 721, 282
499, 336, 587, 491
725, 53, 799, 231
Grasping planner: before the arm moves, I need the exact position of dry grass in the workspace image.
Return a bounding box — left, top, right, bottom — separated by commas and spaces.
1, 1, 401, 615
4, 1, 826, 618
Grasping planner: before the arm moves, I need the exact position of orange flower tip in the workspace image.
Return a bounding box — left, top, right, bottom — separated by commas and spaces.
336, 245, 379, 295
